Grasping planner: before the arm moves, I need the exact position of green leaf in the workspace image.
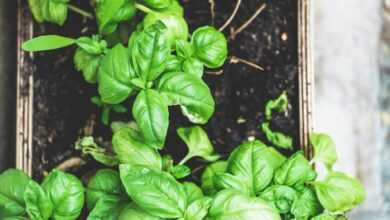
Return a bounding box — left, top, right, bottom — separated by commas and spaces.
143, 12, 189, 47
261, 122, 293, 150
22, 35, 76, 52
96, 0, 137, 35
170, 165, 191, 179
207, 190, 281, 220
143, 0, 172, 9
119, 203, 161, 220
201, 161, 227, 195
28, 0, 44, 22
183, 197, 212, 220
76, 36, 108, 55
259, 185, 298, 214
74, 48, 102, 84
182, 182, 204, 205
98, 44, 136, 104
313, 171, 366, 213
120, 165, 187, 218
132, 89, 169, 149
112, 126, 162, 169
87, 195, 127, 220
182, 58, 204, 78
131, 21, 171, 81
310, 133, 338, 170
226, 141, 279, 195
42, 170, 85, 220
291, 187, 322, 219
165, 55, 182, 72
154, 0, 183, 16
75, 137, 119, 166
311, 213, 347, 220
158, 72, 215, 124
274, 152, 317, 190
41, 0, 70, 26
176, 40, 194, 59
86, 169, 125, 210
191, 26, 228, 69
0, 169, 30, 218
177, 126, 219, 164
265, 92, 288, 120
214, 173, 251, 196
24, 180, 53, 220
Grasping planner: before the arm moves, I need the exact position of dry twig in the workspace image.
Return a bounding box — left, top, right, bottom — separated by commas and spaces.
56, 157, 86, 171
230, 3, 266, 40
205, 70, 224, 75
230, 56, 264, 71
219, 0, 242, 32
209, 0, 216, 25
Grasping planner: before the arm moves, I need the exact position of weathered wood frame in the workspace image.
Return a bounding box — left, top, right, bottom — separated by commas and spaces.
16, 0, 314, 175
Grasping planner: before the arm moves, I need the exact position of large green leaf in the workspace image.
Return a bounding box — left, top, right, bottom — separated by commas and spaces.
86, 169, 125, 210
313, 171, 366, 213
131, 21, 171, 81
207, 190, 281, 220
183, 197, 212, 220
225, 141, 279, 195
158, 72, 214, 124
42, 170, 85, 220
291, 187, 322, 219
24, 180, 53, 220
191, 26, 228, 69
112, 126, 162, 169
182, 182, 204, 205
120, 165, 187, 218
0, 169, 30, 218
119, 203, 161, 220
132, 89, 169, 149
98, 44, 136, 104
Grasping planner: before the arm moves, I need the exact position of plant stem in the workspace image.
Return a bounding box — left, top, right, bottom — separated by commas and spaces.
68, 4, 94, 19
230, 3, 266, 40
179, 154, 193, 165
135, 3, 153, 14
219, 0, 242, 31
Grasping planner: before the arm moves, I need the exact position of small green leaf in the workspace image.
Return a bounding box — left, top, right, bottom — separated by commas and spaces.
76, 137, 119, 166
191, 26, 228, 69
182, 182, 204, 205
120, 165, 187, 218
143, 12, 189, 47
22, 35, 76, 52
313, 171, 366, 213
131, 21, 171, 81
28, 0, 44, 22
158, 72, 215, 124
201, 161, 227, 195
98, 44, 136, 104
132, 89, 169, 149
86, 169, 125, 210
183, 197, 212, 220
24, 180, 53, 220
259, 185, 298, 214
41, 0, 69, 25
177, 126, 219, 164
74, 48, 102, 84
291, 187, 322, 219
214, 173, 251, 196
143, 0, 172, 9
182, 58, 204, 78
176, 40, 194, 59
170, 165, 191, 179
87, 195, 127, 220
165, 55, 182, 72
274, 151, 317, 190
261, 122, 293, 150
310, 133, 338, 170
311, 213, 347, 220
112, 126, 162, 169
42, 170, 85, 220
265, 92, 289, 120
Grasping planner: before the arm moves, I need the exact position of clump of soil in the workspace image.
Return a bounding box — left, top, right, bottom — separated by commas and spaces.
31, 0, 299, 180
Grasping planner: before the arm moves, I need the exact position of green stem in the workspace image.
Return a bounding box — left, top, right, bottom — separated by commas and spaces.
68, 4, 94, 19
179, 154, 193, 165
135, 3, 153, 13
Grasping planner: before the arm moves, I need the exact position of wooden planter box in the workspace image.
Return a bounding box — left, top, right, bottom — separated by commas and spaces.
16, 0, 314, 176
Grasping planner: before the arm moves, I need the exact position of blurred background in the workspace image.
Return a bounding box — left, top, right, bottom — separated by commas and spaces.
314, 0, 388, 219
0, 0, 388, 219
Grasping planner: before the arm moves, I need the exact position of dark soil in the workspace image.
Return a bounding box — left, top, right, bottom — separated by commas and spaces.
31, 0, 299, 180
